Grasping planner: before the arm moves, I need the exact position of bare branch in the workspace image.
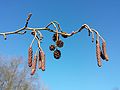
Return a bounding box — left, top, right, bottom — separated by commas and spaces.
0, 13, 109, 75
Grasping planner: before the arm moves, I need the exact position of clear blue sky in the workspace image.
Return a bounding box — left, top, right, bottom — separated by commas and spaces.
0, 0, 120, 90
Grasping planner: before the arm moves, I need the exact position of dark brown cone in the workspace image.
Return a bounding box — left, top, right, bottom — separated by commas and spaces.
40, 51, 45, 71
52, 33, 59, 42
96, 40, 102, 67
54, 49, 61, 59
31, 55, 37, 75
28, 47, 33, 67
56, 40, 64, 48
102, 41, 109, 61
38, 51, 42, 69
49, 45, 55, 51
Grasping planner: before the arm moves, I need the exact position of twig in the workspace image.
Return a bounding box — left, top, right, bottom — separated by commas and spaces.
0, 13, 109, 75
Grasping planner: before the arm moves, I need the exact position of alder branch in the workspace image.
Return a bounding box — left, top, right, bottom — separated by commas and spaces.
0, 13, 109, 75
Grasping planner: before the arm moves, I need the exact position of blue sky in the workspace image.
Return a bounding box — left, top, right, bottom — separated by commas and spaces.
0, 0, 120, 90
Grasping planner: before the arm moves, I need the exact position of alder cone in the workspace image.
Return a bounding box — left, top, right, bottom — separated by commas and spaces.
31, 55, 37, 75
102, 41, 109, 61
49, 45, 55, 51
38, 51, 42, 69
40, 51, 45, 71
96, 40, 102, 67
54, 49, 61, 59
28, 47, 33, 67
52, 34, 57, 42
56, 40, 64, 48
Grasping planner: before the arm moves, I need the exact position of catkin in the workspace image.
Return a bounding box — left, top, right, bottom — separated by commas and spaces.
28, 46, 33, 67
40, 51, 45, 71
102, 41, 109, 61
38, 51, 42, 69
96, 40, 102, 67
31, 55, 37, 75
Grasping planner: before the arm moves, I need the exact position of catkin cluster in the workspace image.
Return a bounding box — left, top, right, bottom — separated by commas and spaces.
96, 40, 109, 67
28, 47, 45, 75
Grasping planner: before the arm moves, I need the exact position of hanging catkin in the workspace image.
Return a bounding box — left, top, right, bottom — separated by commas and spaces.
96, 40, 102, 67
40, 51, 45, 71
38, 50, 42, 69
28, 46, 33, 67
31, 55, 37, 75
102, 41, 109, 61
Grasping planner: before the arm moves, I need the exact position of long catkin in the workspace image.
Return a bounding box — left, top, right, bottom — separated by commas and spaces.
28, 46, 33, 67
40, 51, 45, 71
31, 55, 37, 75
96, 40, 102, 67
102, 41, 109, 61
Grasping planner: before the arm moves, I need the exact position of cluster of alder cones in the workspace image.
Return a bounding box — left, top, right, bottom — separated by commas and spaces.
49, 33, 66, 59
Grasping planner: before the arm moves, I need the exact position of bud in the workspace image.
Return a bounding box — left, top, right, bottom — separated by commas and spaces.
31, 31, 35, 35
102, 41, 109, 61
88, 30, 90, 36
28, 46, 33, 67
61, 32, 68, 38
31, 55, 37, 75
96, 40, 102, 67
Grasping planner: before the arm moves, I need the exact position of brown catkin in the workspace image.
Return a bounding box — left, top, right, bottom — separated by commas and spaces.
102, 41, 109, 61
96, 40, 102, 67
31, 55, 37, 75
38, 51, 42, 69
40, 51, 45, 71
28, 46, 33, 67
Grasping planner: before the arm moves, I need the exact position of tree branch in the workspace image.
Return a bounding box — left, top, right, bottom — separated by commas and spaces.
0, 13, 109, 75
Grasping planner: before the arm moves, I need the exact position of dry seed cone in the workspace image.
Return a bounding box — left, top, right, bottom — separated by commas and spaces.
56, 40, 64, 48
102, 41, 109, 61
40, 51, 45, 71
31, 55, 37, 75
96, 40, 102, 67
38, 51, 42, 69
28, 46, 33, 67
